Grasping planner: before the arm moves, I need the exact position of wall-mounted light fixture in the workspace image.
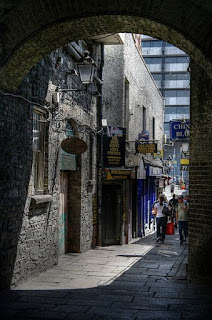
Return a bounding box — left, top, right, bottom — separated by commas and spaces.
54, 51, 98, 95
102, 119, 107, 127
182, 142, 189, 153
77, 50, 97, 84
52, 51, 100, 105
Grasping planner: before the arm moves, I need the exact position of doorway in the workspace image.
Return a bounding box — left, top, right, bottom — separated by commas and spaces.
102, 184, 122, 246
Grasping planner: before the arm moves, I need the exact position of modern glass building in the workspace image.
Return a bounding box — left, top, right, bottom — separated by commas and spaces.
141, 35, 190, 182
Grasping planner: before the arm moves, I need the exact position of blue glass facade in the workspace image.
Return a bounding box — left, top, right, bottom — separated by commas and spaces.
141, 35, 190, 179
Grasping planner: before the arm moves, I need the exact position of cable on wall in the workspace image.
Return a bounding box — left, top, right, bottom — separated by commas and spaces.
0, 89, 49, 108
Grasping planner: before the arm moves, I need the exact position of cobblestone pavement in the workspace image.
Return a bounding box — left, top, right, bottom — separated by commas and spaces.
1, 232, 211, 320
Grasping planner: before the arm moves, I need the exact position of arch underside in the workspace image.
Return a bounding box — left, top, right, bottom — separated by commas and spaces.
0, 10, 211, 91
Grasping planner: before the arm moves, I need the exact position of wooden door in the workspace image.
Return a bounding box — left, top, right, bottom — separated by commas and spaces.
59, 172, 68, 255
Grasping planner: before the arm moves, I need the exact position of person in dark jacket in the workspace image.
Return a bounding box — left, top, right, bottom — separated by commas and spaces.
169, 194, 178, 227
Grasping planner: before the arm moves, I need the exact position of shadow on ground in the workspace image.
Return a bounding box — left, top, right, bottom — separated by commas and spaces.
1, 234, 211, 320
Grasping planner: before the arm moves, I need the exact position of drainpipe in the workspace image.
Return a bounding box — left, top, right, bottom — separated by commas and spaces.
97, 43, 104, 246
65, 43, 82, 61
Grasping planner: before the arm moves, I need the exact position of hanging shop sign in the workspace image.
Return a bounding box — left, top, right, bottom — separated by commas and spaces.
61, 137, 87, 155
181, 165, 189, 171
180, 158, 189, 165
148, 166, 163, 177
60, 149, 77, 171
103, 126, 126, 167
170, 119, 190, 141
104, 169, 132, 180
180, 158, 189, 171
135, 142, 157, 155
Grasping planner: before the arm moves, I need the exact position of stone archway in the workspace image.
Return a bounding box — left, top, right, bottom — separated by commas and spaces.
0, 0, 211, 90
0, 0, 211, 281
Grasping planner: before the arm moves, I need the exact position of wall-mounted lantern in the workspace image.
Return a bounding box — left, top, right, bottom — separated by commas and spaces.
77, 50, 97, 84
52, 51, 98, 103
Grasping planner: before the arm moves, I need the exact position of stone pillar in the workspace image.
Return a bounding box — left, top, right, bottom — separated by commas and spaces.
189, 61, 212, 279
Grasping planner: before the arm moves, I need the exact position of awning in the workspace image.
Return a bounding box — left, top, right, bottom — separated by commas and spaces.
142, 156, 163, 177
142, 155, 163, 168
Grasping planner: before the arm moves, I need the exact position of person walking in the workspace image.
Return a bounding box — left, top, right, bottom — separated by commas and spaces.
153, 195, 168, 244
176, 195, 189, 244
169, 194, 178, 227
179, 177, 183, 190
170, 183, 175, 195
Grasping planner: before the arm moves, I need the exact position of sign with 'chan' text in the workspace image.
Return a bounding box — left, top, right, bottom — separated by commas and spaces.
170, 120, 190, 141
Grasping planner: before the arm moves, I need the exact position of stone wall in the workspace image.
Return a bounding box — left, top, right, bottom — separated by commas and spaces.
124, 34, 164, 149
0, 43, 99, 288
102, 44, 125, 127
103, 33, 164, 149
0, 94, 32, 288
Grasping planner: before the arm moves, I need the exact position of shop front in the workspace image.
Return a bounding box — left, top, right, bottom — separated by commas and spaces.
137, 158, 163, 237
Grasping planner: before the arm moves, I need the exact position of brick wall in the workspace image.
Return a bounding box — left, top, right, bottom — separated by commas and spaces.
188, 61, 212, 278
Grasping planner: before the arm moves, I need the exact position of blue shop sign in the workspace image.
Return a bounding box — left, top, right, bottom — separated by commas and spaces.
170, 120, 190, 140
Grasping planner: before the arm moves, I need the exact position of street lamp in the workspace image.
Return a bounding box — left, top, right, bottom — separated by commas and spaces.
77, 50, 97, 84
52, 51, 98, 103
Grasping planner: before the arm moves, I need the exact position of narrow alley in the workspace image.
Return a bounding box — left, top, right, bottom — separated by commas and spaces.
1, 231, 211, 320
0, 2, 212, 319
